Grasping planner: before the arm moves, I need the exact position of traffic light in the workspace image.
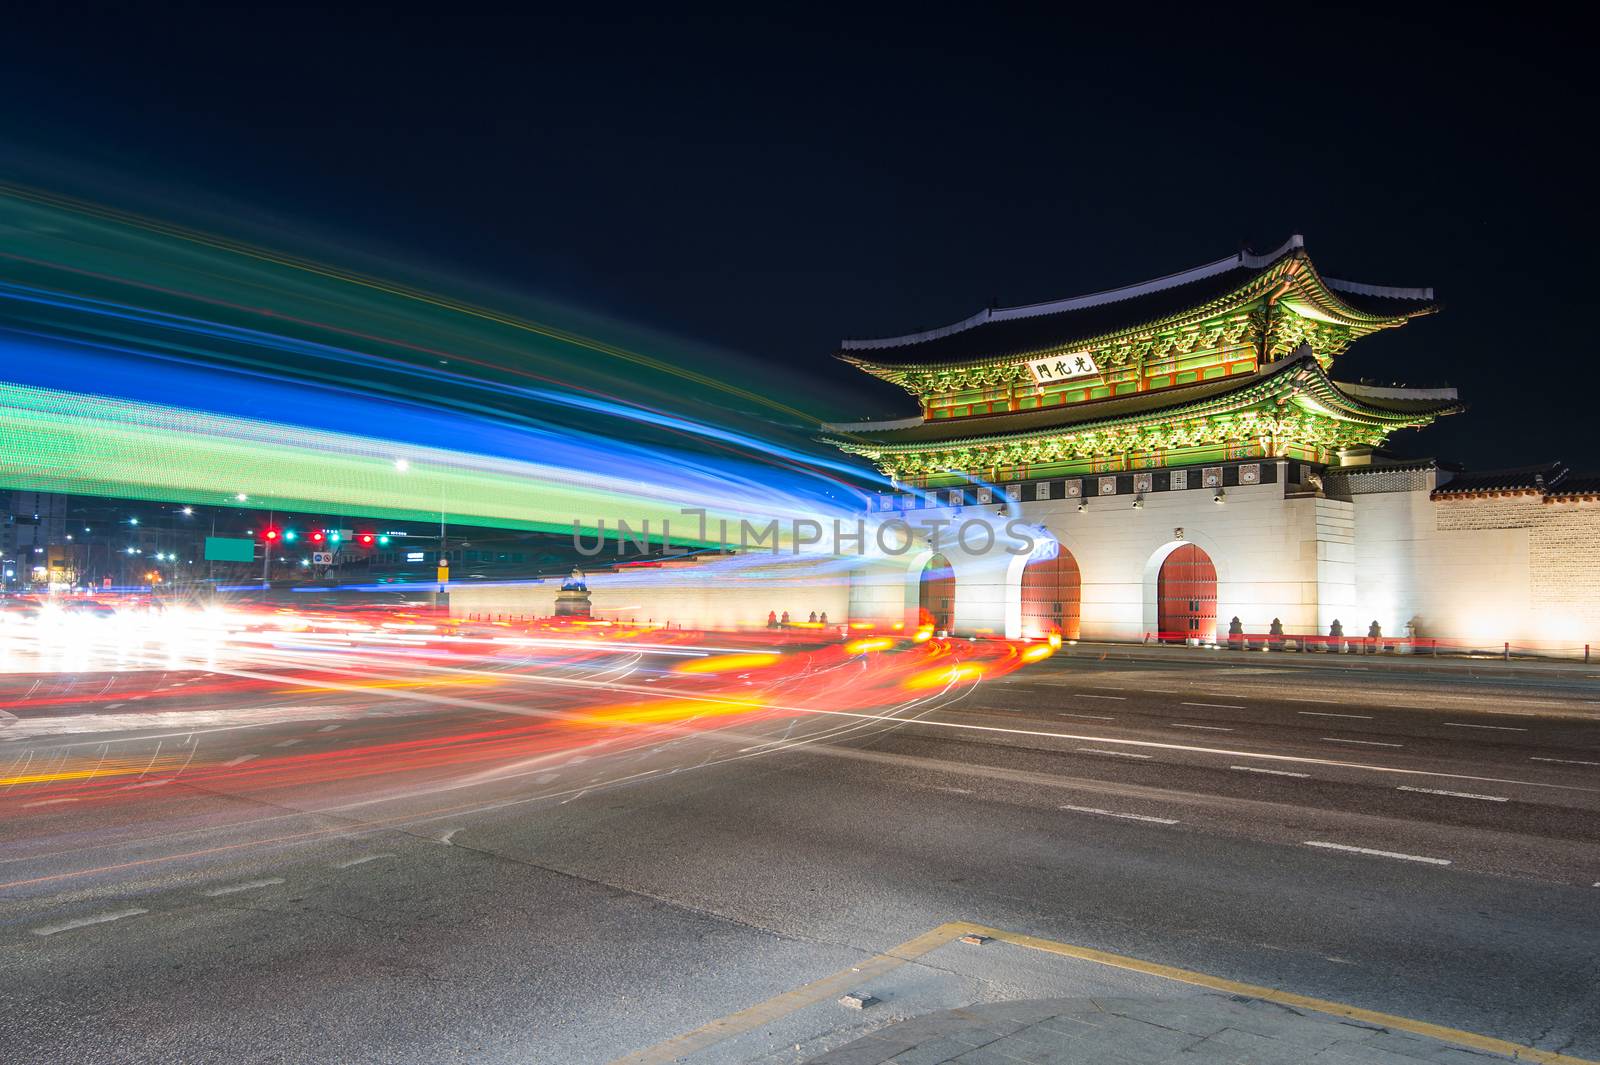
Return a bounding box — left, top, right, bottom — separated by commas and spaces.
377, 535, 390, 546
283, 529, 297, 542
263, 527, 281, 543
357, 532, 375, 547
309, 530, 325, 544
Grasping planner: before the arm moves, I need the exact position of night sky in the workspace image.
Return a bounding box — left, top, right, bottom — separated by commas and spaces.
4, 10, 1595, 470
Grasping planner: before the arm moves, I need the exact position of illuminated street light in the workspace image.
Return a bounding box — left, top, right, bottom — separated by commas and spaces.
235, 492, 248, 502
394, 458, 409, 472
181, 506, 194, 516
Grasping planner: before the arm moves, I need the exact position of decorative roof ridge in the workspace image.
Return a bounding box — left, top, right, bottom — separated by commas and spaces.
839, 235, 1306, 353
1323, 276, 1435, 302
1334, 381, 1458, 402
821, 414, 925, 433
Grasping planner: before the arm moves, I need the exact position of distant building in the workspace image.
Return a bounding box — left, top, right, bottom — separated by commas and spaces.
823, 237, 1599, 653
1, 490, 70, 590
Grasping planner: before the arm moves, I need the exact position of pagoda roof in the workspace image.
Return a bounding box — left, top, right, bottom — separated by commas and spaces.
837, 235, 1436, 373
824, 349, 1461, 457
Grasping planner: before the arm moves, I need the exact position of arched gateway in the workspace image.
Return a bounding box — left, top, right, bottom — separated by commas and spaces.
1157, 543, 1217, 642
1020, 548, 1081, 640
918, 553, 955, 632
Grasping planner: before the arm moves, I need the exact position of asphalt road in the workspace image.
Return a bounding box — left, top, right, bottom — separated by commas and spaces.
2, 634, 1598, 1064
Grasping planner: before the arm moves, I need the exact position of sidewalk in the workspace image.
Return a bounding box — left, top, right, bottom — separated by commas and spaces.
1044, 638, 1600, 679
806, 993, 1546, 1064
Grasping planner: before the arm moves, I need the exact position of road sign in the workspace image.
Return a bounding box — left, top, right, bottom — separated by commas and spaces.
436, 559, 450, 584
312, 551, 334, 565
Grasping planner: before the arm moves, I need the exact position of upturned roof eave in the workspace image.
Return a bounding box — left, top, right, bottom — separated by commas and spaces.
835, 248, 1434, 378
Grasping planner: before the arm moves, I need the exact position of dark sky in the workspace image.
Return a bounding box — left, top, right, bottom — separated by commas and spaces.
4, 9, 1595, 469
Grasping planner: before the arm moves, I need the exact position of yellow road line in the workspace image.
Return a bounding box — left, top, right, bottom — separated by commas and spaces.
606, 923, 957, 1065
610, 920, 1598, 1065
959, 923, 1597, 1065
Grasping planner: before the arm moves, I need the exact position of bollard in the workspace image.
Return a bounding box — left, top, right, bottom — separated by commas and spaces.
1504, 641, 1510, 661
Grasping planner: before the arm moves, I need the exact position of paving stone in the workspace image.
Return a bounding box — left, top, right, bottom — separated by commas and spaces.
804, 997, 1527, 1065
889, 1035, 990, 1064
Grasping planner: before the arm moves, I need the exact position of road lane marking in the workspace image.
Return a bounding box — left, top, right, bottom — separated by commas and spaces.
121, 778, 173, 790
334, 853, 395, 869
1532, 757, 1600, 766
32, 909, 148, 935
1322, 737, 1403, 747
272, 739, 301, 748
1060, 804, 1179, 825
1304, 841, 1450, 865
1444, 722, 1527, 732
317, 724, 342, 732
1171, 723, 1233, 731
1075, 747, 1151, 759
610, 921, 1597, 1065
1230, 766, 1309, 778
1144, 688, 1180, 693
1077, 694, 1126, 701
203, 878, 285, 896
1298, 711, 1372, 719
1182, 702, 1244, 709
1057, 712, 1115, 721
222, 754, 258, 767
22, 797, 81, 808
439, 829, 460, 845
1397, 785, 1507, 802
935, 786, 974, 794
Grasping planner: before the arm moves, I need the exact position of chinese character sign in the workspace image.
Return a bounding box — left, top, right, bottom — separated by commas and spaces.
1025, 351, 1100, 385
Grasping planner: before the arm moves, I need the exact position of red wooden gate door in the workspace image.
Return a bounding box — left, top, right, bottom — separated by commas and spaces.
1157, 543, 1217, 642
1021, 548, 1081, 640
918, 553, 955, 632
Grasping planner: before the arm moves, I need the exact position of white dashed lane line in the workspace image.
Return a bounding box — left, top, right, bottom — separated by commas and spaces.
1057, 713, 1115, 721
1322, 738, 1404, 748
1061, 804, 1180, 825
22, 797, 80, 807
1171, 723, 1233, 732
222, 754, 258, 767
1077, 694, 1126, 701
31, 909, 149, 936
203, 878, 285, 897
1397, 785, 1508, 802
1076, 747, 1151, 760
121, 778, 173, 790
1298, 711, 1373, 720
1182, 702, 1245, 710
334, 853, 395, 869
1443, 722, 1528, 732
1231, 765, 1310, 778
273, 739, 301, 748
317, 724, 342, 732
1531, 757, 1600, 766
1304, 841, 1451, 866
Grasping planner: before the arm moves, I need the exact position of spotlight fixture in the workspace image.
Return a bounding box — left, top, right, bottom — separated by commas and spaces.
1077, 501, 1088, 513
1214, 489, 1227, 504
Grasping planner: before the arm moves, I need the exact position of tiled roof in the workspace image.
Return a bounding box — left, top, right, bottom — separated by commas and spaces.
1433, 463, 1567, 495
836, 236, 1437, 367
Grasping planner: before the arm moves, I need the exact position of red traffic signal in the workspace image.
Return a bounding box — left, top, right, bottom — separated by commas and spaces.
309, 530, 326, 544
357, 532, 375, 547
263, 528, 281, 542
